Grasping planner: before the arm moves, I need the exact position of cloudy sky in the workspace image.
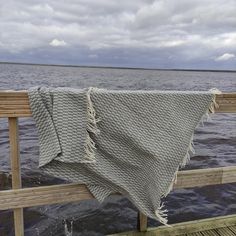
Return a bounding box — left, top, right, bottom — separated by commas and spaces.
0, 0, 236, 70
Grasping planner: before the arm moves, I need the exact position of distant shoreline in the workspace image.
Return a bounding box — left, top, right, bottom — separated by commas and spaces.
0, 61, 235, 73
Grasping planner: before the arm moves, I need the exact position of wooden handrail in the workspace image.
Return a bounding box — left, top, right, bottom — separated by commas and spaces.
0, 91, 236, 117
1, 166, 236, 211
0, 90, 235, 235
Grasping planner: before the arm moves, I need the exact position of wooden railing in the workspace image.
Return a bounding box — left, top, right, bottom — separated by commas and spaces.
0, 91, 235, 236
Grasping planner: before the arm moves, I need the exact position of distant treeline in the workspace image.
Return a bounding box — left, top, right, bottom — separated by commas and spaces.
0, 61, 235, 73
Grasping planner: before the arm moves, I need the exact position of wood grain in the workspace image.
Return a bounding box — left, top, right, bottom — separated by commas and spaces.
1, 166, 236, 211
216, 93, 236, 113
0, 183, 93, 210
138, 212, 148, 232
8, 118, 24, 236
109, 214, 236, 236
0, 91, 235, 117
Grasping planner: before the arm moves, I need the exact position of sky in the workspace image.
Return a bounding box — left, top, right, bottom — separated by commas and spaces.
0, 0, 236, 70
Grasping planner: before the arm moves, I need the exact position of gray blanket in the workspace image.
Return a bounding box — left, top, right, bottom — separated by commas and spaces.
28, 87, 219, 225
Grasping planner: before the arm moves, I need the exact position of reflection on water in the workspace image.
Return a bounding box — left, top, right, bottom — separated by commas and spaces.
0, 63, 235, 235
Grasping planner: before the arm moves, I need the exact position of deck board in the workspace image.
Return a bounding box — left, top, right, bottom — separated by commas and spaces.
228, 226, 236, 234
156, 226, 236, 236
185, 233, 203, 236
213, 226, 236, 236
199, 230, 217, 236
109, 214, 236, 236
109, 225, 236, 236
165, 226, 236, 236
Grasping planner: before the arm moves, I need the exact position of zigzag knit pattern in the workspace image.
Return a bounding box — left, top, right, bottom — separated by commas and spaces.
28, 87, 218, 225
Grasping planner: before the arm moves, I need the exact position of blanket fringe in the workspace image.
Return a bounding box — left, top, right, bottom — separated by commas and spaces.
154, 203, 170, 226
83, 87, 100, 162
155, 88, 221, 226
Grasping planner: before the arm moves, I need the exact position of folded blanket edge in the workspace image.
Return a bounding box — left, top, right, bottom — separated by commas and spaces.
154, 88, 222, 226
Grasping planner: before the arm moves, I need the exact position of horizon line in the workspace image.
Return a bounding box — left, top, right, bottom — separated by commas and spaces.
0, 61, 235, 73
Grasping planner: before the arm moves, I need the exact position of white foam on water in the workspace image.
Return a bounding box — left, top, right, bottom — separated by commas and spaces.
64, 219, 73, 236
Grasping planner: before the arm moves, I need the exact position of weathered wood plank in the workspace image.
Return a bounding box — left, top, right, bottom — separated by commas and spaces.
0, 91, 31, 117
216, 93, 236, 113
108, 214, 236, 236
199, 229, 217, 236
0, 91, 235, 117
8, 117, 24, 236
0, 90, 28, 96
227, 226, 236, 234
0, 183, 93, 210
0, 166, 236, 211
214, 227, 236, 236
138, 212, 148, 232
174, 166, 236, 189
186, 233, 203, 236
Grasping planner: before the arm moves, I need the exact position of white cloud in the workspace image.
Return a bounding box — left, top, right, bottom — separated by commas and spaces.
49, 39, 67, 47
215, 53, 235, 61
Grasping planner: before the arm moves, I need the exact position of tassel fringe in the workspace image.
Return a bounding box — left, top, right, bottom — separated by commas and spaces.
155, 88, 221, 226
155, 203, 170, 227
83, 87, 100, 163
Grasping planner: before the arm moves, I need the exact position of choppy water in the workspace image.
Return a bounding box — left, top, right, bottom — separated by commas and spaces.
0, 63, 235, 236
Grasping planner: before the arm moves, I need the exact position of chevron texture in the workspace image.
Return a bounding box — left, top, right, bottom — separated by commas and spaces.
28, 87, 217, 225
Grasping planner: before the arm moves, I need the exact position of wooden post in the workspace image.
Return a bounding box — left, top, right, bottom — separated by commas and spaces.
138, 212, 147, 231
8, 117, 24, 236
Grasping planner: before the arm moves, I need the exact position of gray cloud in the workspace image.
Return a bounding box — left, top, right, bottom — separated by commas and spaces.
0, 0, 236, 69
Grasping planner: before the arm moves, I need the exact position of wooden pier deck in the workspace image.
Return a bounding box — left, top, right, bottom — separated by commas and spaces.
111, 227, 236, 235
109, 214, 236, 236
0, 91, 235, 236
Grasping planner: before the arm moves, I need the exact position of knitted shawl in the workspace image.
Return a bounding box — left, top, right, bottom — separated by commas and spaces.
28, 87, 220, 225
